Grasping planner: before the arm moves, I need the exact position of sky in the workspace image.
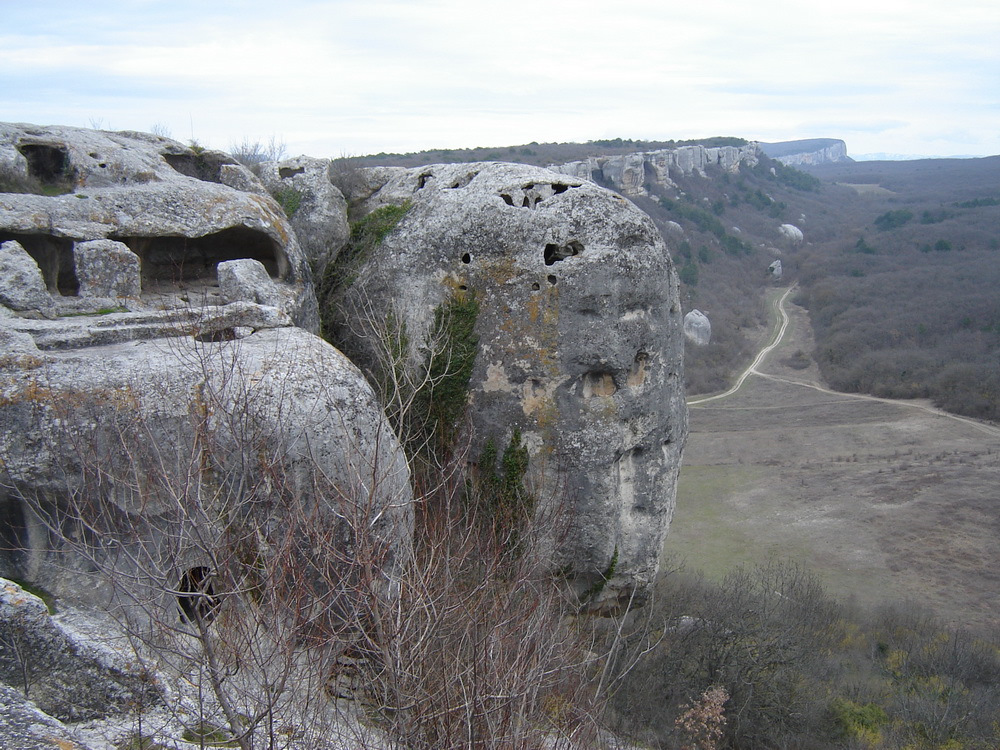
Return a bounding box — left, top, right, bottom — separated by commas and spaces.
1, 0, 998, 159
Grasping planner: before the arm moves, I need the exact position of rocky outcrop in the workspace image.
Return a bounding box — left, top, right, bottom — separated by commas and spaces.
0, 320, 413, 599
331, 162, 687, 606
768, 259, 783, 279
257, 155, 351, 277
549, 143, 760, 197
683, 309, 712, 346
0, 123, 318, 330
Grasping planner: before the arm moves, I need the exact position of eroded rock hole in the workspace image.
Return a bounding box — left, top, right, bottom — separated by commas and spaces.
0, 232, 78, 295
547, 275, 557, 285
501, 194, 514, 206
544, 240, 584, 266
582, 371, 617, 398
417, 172, 433, 189
461, 252, 471, 264
279, 166, 305, 179
628, 352, 650, 388
552, 184, 570, 194
16, 142, 72, 185
116, 227, 286, 287
448, 170, 479, 189
531, 281, 540, 291
522, 196, 531, 208
177, 566, 220, 624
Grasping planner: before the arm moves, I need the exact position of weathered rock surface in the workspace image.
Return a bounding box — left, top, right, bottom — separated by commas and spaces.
0, 123, 318, 330
0, 578, 158, 722
683, 309, 712, 346
0, 240, 51, 311
257, 156, 351, 277
550, 143, 760, 196
332, 162, 687, 606
0, 321, 413, 605
768, 259, 783, 279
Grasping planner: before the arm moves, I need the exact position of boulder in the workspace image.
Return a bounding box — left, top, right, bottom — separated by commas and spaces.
0, 122, 318, 330
73, 239, 140, 299
217, 258, 280, 306
0, 240, 51, 311
779, 223, 804, 244
331, 162, 688, 606
0, 323, 414, 609
0, 578, 159, 722
257, 156, 351, 277
684, 309, 712, 346
768, 259, 783, 279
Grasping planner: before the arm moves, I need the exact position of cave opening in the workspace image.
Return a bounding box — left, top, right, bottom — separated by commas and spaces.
177, 566, 221, 624
115, 226, 286, 287
544, 240, 584, 266
0, 232, 78, 295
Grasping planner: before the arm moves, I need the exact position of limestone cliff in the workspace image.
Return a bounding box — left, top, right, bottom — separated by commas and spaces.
759, 138, 851, 166
549, 142, 761, 196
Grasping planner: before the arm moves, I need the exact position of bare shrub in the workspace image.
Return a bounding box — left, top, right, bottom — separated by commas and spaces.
229, 136, 288, 175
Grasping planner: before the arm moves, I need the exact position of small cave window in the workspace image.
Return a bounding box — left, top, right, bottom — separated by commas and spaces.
162, 151, 236, 184
279, 166, 305, 179
500, 194, 514, 206
16, 142, 72, 186
177, 566, 221, 624
544, 240, 584, 266
461, 252, 472, 264
552, 184, 570, 194
417, 172, 433, 189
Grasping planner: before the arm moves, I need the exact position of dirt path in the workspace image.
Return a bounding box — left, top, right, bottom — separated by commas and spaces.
666, 286, 1000, 631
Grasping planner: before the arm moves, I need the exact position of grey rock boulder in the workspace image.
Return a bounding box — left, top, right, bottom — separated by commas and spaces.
0, 122, 318, 330
217, 258, 280, 306
0, 240, 51, 311
0, 578, 159, 722
768, 259, 783, 279
73, 239, 140, 299
779, 223, 804, 244
683, 309, 712, 346
332, 162, 687, 607
258, 156, 351, 277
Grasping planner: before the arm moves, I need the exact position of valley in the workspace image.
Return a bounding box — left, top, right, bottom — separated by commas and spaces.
665, 285, 1000, 632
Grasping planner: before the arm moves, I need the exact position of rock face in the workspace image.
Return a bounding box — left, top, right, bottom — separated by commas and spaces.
550, 143, 760, 197
332, 162, 688, 606
257, 155, 351, 277
0, 578, 158, 722
683, 309, 712, 346
0, 123, 318, 330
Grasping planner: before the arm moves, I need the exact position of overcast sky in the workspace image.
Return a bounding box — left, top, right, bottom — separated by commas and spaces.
2, 0, 997, 159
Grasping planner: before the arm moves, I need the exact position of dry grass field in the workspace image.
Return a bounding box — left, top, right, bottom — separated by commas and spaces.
664, 287, 1000, 632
